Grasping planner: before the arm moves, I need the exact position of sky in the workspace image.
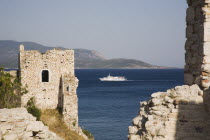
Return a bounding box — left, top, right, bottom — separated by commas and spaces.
0, 0, 187, 67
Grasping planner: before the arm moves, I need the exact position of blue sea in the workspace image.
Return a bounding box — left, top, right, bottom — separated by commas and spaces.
76, 69, 184, 140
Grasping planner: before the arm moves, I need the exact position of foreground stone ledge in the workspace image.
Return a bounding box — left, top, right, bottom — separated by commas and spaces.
0, 107, 63, 140
128, 85, 209, 140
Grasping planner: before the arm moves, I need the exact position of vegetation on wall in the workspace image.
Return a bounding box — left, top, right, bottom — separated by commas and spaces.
82, 129, 94, 140
40, 109, 86, 140
26, 97, 42, 121
0, 67, 27, 109
0, 67, 94, 140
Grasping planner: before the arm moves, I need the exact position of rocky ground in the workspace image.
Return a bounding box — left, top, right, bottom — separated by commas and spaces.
0, 107, 63, 140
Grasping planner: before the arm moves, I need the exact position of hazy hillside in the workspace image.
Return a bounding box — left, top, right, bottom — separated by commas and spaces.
77, 58, 157, 69
0, 40, 162, 69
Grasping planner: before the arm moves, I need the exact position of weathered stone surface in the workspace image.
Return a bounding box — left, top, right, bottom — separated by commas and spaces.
202, 64, 210, 73
203, 42, 210, 55
129, 135, 141, 140
152, 98, 161, 106
184, 73, 194, 85
184, 0, 210, 89
0, 108, 62, 140
0, 131, 2, 140
129, 126, 139, 134
133, 116, 141, 126
18, 45, 88, 139
19, 45, 77, 110
128, 85, 207, 140
129, 1, 210, 139
151, 92, 166, 98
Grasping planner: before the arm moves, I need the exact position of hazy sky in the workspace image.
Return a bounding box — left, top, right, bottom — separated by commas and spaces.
0, 0, 187, 67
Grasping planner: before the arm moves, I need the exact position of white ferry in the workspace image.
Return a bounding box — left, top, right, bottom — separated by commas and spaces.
99, 74, 127, 81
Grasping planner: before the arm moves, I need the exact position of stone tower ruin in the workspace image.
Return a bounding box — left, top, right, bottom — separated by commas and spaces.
19, 45, 79, 130
185, 0, 210, 89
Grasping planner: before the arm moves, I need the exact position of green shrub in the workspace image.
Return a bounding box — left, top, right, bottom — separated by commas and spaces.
26, 97, 41, 121
0, 67, 27, 109
82, 129, 94, 140
72, 120, 76, 126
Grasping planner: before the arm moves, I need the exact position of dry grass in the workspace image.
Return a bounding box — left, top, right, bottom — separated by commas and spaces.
40, 109, 85, 140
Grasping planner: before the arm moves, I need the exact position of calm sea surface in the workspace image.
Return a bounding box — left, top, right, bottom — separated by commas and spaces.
76, 69, 184, 140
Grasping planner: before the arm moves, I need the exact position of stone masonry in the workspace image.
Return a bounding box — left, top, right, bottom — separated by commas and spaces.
19, 45, 82, 135
0, 108, 63, 140
61, 74, 79, 130
128, 0, 210, 140
19, 45, 76, 109
184, 0, 210, 88
128, 85, 209, 140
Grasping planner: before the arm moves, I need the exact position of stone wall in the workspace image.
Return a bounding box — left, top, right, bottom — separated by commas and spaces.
184, 0, 210, 88
19, 45, 76, 109
18, 45, 85, 137
128, 85, 210, 140
61, 74, 79, 129
128, 0, 210, 140
0, 108, 62, 140
60, 74, 88, 139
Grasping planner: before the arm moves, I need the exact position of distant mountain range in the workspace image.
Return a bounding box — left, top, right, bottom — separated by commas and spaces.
0, 40, 167, 69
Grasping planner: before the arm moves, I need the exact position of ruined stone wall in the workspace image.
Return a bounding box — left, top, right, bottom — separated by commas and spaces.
61, 74, 79, 129
185, 1, 210, 137
60, 74, 88, 139
0, 108, 62, 140
19, 45, 76, 109
128, 85, 210, 140
128, 0, 210, 140
184, 0, 210, 88
18, 45, 85, 137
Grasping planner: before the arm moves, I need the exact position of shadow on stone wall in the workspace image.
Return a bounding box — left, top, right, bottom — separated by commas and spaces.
175, 101, 207, 140
57, 77, 63, 113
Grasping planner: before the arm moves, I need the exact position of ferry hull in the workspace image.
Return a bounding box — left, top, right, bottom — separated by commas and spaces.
99, 78, 127, 81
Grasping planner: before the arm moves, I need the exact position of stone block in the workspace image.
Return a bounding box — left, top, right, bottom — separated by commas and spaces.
128, 126, 139, 134
203, 55, 210, 64
158, 128, 168, 137
190, 43, 200, 52
185, 52, 192, 65
204, 22, 210, 41
152, 111, 162, 116
132, 116, 141, 126
184, 64, 190, 72
185, 40, 193, 50
129, 135, 140, 140
3, 133, 17, 140
184, 73, 194, 85
186, 7, 195, 23
148, 115, 154, 121
168, 113, 178, 118
152, 98, 161, 106
186, 25, 194, 37
201, 78, 210, 88
26, 121, 44, 132
203, 42, 210, 56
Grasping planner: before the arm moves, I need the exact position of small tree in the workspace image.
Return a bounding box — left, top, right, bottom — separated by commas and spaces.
26, 97, 41, 121
0, 67, 27, 108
